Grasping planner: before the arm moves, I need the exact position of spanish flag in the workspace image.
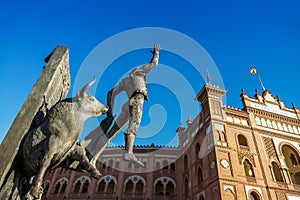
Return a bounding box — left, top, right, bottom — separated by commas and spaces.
250, 66, 257, 75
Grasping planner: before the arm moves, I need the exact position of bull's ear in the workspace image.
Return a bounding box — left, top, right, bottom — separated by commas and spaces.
79, 77, 96, 98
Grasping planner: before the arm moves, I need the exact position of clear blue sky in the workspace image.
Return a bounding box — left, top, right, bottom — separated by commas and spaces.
0, 0, 299, 146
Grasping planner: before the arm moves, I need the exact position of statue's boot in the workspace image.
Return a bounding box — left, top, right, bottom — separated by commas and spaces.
123, 134, 144, 167
90, 168, 102, 179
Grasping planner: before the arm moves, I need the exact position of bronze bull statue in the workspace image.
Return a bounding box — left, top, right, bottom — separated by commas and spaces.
20, 77, 108, 199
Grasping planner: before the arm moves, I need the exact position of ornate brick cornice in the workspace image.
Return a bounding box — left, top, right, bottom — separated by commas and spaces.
254, 128, 300, 142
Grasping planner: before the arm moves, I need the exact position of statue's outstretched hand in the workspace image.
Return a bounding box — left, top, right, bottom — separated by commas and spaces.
150, 44, 160, 54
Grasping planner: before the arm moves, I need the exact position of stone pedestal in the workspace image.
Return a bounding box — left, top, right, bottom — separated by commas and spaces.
0, 46, 70, 199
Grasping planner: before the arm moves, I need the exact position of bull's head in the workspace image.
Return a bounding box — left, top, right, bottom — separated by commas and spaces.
77, 77, 108, 118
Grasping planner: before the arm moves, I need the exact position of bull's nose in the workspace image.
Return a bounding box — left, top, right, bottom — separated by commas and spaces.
102, 106, 109, 113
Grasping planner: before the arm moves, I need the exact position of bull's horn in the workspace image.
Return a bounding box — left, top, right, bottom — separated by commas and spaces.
79, 77, 96, 97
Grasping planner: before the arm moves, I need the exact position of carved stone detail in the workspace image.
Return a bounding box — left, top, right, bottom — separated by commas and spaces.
275, 191, 287, 200
238, 151, 256, 167
262, 137, 277, 161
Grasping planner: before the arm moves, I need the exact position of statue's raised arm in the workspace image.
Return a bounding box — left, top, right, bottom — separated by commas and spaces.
87, 44, 161, 168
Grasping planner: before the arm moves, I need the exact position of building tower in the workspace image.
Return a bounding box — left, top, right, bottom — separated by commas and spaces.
178, 83, 300, 200
177, 83, 227, 200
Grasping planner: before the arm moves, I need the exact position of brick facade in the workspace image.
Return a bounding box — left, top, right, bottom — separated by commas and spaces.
43, 84, 300, 200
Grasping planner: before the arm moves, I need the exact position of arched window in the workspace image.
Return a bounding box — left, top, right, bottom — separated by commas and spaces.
238, 135, 248, 146
73, 176, 90, 193
243, 159, 254, 177
125, 180, 134, 193
170, 162, 176, 171
294, 172, 300, 185
155, 181, 164, 195
154, 177, 176, 196
282, 145, 300, 184
199, 194, 205, 200
134, 162, 140, 168
135, 180, 144, 194
250, 191, 260, 200
115, 160, 120, 168
124, 176, 145, 194
166, 181, 174, 196
198, 166, 203, 184
97, 175, 117, 193
73, 181, 81, 193
102, 161, 107, 169
272, 162, 284, 182
196, 143, 200, 157
54, 182, 60, 194
220, 131, 227, 142
290, 154, 298, 166
283, 123, 288, 132
53, 178, 68, 194
267, 120, 272, 128
163, 160, 168, 170
184, 177, 189, 194
108, 159, 113, 168
156, 161, 160, 170
225, 189, 235, 200
128, 162, 132, 168
277, 122, 283, 130
184, 155, 188, 170
216, 131, 221, 141
272, 121, 277, 129
107, 180, 115, 193
255, 117, 261, 125
81, 180, 89, 193
143, 161, 147, 168
97, 179, 105, 192
261, 118, 266, 126
60, 181, 67, 193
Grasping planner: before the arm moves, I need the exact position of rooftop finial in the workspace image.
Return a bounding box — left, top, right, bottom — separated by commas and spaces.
187, 116, 192, 126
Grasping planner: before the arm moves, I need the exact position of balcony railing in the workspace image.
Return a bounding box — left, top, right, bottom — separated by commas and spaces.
291, 183, 300, 191
121, 193, 146, 199
93, 193, 116, 199
276, 181, 288, 189
246, 176, 256, 183
240, 145, 250, 151
68, 193, 90, 199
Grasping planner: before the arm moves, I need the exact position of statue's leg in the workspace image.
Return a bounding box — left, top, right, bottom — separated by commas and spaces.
90, 102, 130, 165
106, 101, 130, 138
29, 137, 59, 199
123, 93, 144, 167
70, 145, 102, 179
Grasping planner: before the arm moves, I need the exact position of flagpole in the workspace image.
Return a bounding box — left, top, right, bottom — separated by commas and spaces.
206, 69, 211, 84
250, 66, 266, 91
256, 71, 266, 91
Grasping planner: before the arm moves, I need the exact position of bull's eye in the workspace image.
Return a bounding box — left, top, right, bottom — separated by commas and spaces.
89, 97, 95, 101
